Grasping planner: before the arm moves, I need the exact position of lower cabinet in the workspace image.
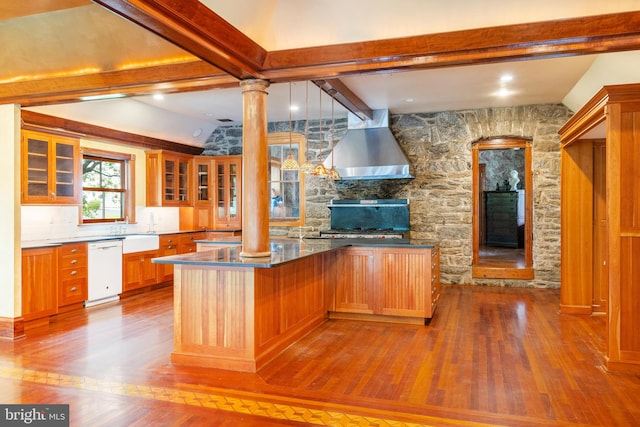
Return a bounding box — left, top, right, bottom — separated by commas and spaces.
123, 250, 158, 292
334, 247, 376, 314
21, 247, 59, 322
157, 232, 207, 283
58, 242, 88, 308
333, 246, 440, 322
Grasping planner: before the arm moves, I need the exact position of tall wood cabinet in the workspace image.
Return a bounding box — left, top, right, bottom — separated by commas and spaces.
146, 150, 192, 206
193, 155, 242, 230
558, 83, 640, 374
21, 130, 81, 204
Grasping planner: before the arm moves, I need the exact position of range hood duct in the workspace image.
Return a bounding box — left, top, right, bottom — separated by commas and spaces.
323, 109, 413, 180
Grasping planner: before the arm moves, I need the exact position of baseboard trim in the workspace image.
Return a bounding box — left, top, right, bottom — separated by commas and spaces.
0, 316, 25, 340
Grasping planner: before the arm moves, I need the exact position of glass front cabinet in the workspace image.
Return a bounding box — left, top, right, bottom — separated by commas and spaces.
21, 130, 81, 205
193, 155, 242, 230
145, 150, 192, 207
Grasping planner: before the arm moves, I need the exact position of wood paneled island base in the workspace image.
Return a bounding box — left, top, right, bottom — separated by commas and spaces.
171, 255, 328, 372
155, 238, 440, 372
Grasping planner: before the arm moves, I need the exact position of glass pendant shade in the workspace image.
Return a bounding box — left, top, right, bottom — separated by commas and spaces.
282, 151, 300, 170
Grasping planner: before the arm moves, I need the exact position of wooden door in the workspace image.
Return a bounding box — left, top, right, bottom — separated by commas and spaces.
592, 140, 608, 313
22, 247, 59, 321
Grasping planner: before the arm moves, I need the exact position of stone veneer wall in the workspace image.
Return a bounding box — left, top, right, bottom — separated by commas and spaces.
201, 104, 573, 288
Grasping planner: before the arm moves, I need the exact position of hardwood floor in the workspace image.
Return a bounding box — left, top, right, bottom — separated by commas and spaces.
478, 245, 525, 268
1, 284, 638, 426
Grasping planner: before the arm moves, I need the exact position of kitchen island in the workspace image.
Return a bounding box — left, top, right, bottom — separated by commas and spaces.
153, 238, 439, 372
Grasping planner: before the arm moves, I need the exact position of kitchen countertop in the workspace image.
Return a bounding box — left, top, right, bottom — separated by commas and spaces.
153, 238, 438, 268
19, 229, 229, 249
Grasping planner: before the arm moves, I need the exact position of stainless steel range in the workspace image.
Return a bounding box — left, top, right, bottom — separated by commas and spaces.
320, 199, 410, 239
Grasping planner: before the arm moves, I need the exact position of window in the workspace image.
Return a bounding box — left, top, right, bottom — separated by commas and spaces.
82, 149, 135, 223
268, 132, 305, 226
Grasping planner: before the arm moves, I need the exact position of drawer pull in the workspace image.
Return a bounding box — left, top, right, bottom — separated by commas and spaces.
70, 259, 78, 264
70, 286, 77, 292
71, 248, 78, 253
70, 270, 78, 276
167, 245, 174, 249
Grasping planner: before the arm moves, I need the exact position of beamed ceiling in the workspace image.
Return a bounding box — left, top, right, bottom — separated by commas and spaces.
2, 0, 640, 151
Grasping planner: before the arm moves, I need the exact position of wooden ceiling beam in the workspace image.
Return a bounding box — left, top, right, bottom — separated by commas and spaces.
92, 0, 267, 80
312, 79, 373, 121
263, 11, 640, 76
21, 110, 203, 155
0, 61, 236, 107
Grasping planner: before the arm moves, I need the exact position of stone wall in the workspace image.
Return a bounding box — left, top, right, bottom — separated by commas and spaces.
201, 104, 573, 288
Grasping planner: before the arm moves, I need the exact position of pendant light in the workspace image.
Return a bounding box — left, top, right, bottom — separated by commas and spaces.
281, 82, 300, 171
327, 94, 341, 180
299, 80, 315, 173
313, 85, 329, 176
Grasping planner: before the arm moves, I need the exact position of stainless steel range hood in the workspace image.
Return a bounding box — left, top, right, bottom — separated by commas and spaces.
323, 109, 413, 180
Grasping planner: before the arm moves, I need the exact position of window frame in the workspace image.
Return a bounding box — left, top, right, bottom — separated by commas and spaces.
81, 147, 135, 224
267, 132, 306, 227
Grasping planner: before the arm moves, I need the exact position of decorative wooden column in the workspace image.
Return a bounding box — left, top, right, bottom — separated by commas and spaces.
240, 79, 271, 257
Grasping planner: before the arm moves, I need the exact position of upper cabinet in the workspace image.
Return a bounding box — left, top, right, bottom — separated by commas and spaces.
21, 130, 81, 205
193, 155, 242, 230
145, 150, 193, 207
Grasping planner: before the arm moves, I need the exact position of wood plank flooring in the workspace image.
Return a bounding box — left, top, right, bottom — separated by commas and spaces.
1, 284, 638, 426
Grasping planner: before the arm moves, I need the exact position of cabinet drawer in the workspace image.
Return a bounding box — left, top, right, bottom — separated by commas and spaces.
59, 242, 87, 258
59, 265, 87, 281
59, 276, 88, 305
60, 253, 87, 269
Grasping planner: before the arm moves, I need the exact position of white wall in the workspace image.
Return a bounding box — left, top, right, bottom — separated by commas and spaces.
20, 138, 182, 241
0, 105, 21, 318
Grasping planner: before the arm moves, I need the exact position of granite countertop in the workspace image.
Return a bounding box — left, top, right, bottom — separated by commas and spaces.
153, 238, 438, 268
20, 229, 220, 249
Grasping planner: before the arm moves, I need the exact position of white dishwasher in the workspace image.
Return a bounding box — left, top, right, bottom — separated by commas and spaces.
86, 239, 123, 307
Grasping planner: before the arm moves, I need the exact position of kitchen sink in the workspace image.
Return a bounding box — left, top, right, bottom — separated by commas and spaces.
122, 234, 160, 254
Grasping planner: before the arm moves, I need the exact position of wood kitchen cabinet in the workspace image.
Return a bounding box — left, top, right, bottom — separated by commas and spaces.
58, 242, 88, 308
146, 150, 193, 207
331, 245, 440, 323
378, 246, 440, 319
193, 155, 242, 230
334, 247, 376, 314
157, 232, 206, 282
21, 247, 59, 322
21, 130, 81, 205
122, 250, 158, 292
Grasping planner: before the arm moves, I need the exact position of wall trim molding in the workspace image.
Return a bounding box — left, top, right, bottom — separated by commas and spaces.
0, 316, 25, 340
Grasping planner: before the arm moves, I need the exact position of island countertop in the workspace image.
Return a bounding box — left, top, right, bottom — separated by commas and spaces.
152, 238, 438, 268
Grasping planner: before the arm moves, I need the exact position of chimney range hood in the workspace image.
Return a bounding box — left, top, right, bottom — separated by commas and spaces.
323, 109, 413, 180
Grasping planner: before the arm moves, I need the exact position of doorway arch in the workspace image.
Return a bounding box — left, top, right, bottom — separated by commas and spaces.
472, 137, 534, 279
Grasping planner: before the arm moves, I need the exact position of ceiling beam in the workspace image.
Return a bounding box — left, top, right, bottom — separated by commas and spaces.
312, 79, 373, 121
0, 61, 236, 107
92, 0, 267, 80
22, 110, 203, 154
263, 11, 640, 77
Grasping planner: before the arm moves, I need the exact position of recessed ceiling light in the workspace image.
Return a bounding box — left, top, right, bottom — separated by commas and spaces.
405, 98, 414, 103
153, 93, 164, 101
290, 105, 299, 111
500, 74, 514, 82
79, 93, 125, 101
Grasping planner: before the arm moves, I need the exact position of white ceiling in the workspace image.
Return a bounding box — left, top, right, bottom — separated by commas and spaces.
9, 1, 640, 147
